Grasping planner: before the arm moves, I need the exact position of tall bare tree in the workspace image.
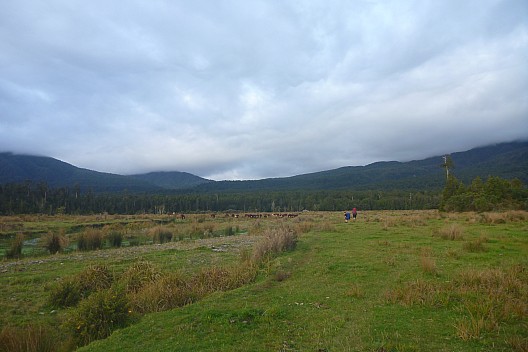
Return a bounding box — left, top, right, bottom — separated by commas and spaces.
441, 155, 454, 181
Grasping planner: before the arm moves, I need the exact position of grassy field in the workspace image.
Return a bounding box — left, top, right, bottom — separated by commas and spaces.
1, 211, 527, 351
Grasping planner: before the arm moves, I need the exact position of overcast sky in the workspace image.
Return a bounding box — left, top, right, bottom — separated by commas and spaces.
1, 1, 527, 180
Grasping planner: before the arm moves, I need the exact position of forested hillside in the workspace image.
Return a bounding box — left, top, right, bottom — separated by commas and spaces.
195, 141, 528, 192
0, 142, 527, 215
130, 171, 212, 190
0, 153, 161, 193
1, 142, 527, 193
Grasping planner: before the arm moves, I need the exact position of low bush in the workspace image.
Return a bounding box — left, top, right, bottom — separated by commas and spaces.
48, 277, 82, 308
48, 264, 113, 308
66, 287, 131, 347
119, 261, 162, 293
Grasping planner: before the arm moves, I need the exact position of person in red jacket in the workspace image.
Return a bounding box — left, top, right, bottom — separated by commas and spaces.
352, 208, 357, 220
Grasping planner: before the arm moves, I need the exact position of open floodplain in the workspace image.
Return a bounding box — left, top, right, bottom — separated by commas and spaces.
1, 210, 527, 352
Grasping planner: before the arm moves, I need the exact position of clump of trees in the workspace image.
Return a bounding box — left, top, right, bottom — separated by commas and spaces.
440, 175, 527, 212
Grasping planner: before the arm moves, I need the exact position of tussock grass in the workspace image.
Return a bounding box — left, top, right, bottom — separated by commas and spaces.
66, 287, 131, 347
68, 221, 292, 343
106, 231, 123, 247
119, 261, 162, 294
129, 273, 194, 314
77, 229, 103, 251
462, 236, 488, 252
508, 335, 528, 352
419, 253, 437, 276
479, 210, 528, 224
388, 265, 528, 341
5, 233, 24, 259
434, 223, 464, 240
42, 230, 69, 254
49, 264, 114, 308
385, 279, 443, 306
0, 324, 56, 352
190, 264, 258, 297
147, 226, 173, 244
250, 226, 298, 263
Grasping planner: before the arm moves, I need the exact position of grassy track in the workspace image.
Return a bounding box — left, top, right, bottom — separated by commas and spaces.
79, 211, 527, 352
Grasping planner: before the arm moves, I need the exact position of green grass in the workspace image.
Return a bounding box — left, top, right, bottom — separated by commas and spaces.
76, 211, 528, 352
1, 211, 527, 351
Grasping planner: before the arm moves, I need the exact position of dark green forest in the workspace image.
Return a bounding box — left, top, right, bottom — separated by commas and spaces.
2, 176, 526, 215
440, 175, 527, 212
1, 142, 527, 215
0, 181, 441, 215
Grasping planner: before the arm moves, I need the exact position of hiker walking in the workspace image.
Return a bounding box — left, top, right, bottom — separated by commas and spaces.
352, 208, 357, 221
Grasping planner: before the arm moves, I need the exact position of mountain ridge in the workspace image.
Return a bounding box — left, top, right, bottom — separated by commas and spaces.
1, 141, 527, 193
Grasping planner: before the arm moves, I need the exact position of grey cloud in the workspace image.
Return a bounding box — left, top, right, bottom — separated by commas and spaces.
0, 0, 527, 180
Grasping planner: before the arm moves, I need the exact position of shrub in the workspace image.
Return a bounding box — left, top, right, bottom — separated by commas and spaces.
77, 229, 103, 251
48, 277, 82, 308
48, 264, 113, 308
106, 231, 123, 248
129, 273, 195, 314
66, 287, 131, 347
5, 234, 24, 259
42, 231, 68, 254
78, 264, 114, 292
119, 261, 162, 293
0, 324, 56, 352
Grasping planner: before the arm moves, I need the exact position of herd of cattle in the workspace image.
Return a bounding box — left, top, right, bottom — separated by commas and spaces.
172, 212, 299, 220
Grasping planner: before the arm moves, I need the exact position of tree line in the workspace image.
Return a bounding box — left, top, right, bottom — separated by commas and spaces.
440, 175, 527, 212
0, 181, 440, 215
2, 174, 525, 215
